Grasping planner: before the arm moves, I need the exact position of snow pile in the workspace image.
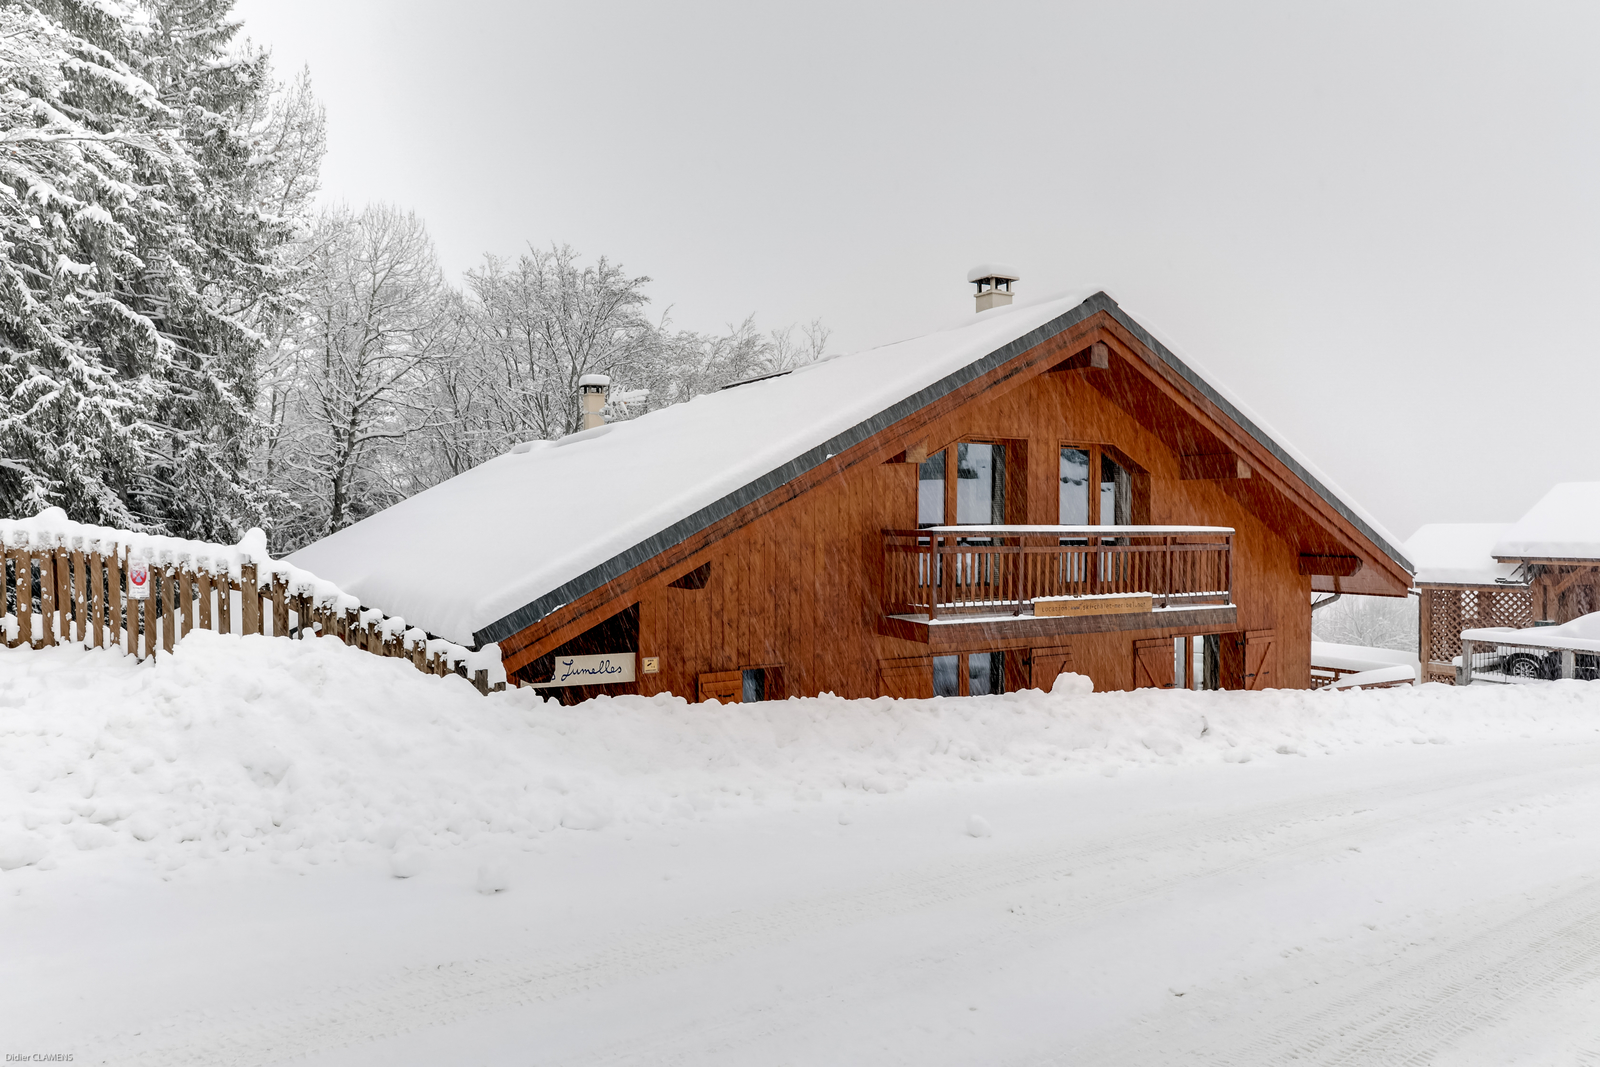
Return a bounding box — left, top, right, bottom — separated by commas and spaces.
4, 632, 1600, 876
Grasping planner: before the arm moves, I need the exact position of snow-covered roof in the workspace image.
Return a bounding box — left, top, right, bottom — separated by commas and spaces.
288, 289, 1412, 647
1404, 523, 1523, 587
967, 263, 1020, 282
1492, 483, 1600, 561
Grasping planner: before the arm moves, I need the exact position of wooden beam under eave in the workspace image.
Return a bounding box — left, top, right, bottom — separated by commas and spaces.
1299, 554, 1363, 578
1052, 341, 1110, 372
1180, 454, 1251, 481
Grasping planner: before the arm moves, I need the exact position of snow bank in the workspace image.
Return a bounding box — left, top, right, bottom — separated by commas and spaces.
4, 633, 1600, 877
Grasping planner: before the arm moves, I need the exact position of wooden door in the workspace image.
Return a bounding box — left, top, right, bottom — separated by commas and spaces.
698, 670, 743, 703
1133, 637, 1176, 689
878, 658, 933, 699
1030, 645, 1075, 692
1244, 629, 1276, 690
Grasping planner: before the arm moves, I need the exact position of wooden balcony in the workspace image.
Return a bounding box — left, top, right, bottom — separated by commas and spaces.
880, 526, 1235, 646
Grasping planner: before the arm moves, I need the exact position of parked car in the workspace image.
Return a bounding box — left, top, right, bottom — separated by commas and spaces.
1497, 648, 1600, 681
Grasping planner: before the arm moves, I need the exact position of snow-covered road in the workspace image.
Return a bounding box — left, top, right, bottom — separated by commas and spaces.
14, 731, 1600, 1065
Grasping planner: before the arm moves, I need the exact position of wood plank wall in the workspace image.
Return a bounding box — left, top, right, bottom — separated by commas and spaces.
628, 361, 1314, 699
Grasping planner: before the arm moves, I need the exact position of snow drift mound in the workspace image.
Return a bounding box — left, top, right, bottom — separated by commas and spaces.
4, 632, 1600, 875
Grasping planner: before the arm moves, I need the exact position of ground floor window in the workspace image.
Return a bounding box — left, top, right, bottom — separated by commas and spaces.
1175, 634, 1222, 690
934, 651, 1007, 697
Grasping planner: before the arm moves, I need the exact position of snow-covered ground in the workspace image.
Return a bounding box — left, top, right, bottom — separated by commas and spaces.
8, 634, 1600, 1065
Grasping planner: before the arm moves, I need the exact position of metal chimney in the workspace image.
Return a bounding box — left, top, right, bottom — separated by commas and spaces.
967, 264, 1020, 312
579, 374, 610, 430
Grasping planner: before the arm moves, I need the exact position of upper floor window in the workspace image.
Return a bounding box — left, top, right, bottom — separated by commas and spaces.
920, 442, 1007, 527
1061, 445, 1138, 525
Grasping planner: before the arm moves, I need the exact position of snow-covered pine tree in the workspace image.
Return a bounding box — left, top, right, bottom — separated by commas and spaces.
0, 0, 178, 528
0, 0, 319, 537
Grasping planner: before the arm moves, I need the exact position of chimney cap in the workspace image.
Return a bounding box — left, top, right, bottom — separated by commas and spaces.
578, 373, 611, 390
966, 263, 1020, 283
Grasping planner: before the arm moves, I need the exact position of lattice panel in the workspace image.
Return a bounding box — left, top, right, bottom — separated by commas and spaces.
1426, 587, 1534, 665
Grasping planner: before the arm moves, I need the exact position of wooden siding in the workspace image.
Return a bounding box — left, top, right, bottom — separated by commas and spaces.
623, 348, 1316, 697
501, 312, 1400, 697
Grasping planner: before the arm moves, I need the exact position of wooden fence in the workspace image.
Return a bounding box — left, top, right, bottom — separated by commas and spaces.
1, 512, 505, 693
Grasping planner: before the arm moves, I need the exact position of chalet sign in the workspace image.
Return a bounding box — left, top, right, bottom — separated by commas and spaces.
528, 653, 636, 688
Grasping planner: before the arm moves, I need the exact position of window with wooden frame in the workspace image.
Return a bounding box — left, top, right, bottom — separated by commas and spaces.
933, 651, 1007, 697
1058, 444, 1149, 528
917, 440, 1029, 529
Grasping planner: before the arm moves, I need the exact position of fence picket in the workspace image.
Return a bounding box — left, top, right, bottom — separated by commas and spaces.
240, 564, 259, 635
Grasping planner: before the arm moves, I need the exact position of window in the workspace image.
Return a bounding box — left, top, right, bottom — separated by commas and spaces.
955, 442, 1006, 526
742, 668, 766, 703
1059, 448, 1090, 524
918, 450, 946, 528
918, 442, 1009, 529
1060, 445, 1142, 526
932, 651, 1007, 697
1101, 454, 1131, 526
1173, 635, 1222, 690
968, 651, 1003, 696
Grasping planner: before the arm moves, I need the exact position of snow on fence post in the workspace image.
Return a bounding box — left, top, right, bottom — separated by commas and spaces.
143, 561, 159, 659
240, 563, 260, 635
90, 550, 104, 648
270, 572, 288, 638
39, 550, 55, 648
19, 552, 33, 648
108, 549, 122, 649
54, 545, 69, 644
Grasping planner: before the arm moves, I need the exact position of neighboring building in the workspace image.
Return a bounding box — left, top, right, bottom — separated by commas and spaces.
1409, 484, 1600, 684
290, 285, 1413, 700
1407, 523, 1530, 684
1492, 483, 1600, 623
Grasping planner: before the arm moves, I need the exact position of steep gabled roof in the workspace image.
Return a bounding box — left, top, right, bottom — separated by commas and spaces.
290, 290, 1411, 646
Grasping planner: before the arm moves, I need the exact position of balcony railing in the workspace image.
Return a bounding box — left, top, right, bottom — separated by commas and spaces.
882, 526, 1234, 620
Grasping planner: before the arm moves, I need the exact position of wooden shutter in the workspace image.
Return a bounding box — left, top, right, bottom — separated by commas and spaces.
878, 658, 933, 699
1030, 645, 1075, 692
1133, 637, 1176, 689
1244, 629, 1276, 690
697, 670, 743, 703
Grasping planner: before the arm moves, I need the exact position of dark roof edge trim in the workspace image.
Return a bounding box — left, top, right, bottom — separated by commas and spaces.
477, 292, 1411, 645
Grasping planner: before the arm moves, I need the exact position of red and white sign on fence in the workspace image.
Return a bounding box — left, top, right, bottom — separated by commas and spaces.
127, 561, 150, 600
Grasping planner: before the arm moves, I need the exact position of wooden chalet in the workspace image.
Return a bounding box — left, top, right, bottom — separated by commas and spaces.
290, 286, 1413, 701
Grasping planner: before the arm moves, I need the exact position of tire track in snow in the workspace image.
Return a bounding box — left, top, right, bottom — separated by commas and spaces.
566, 754, 1600, 1066
80, 748, 1600, 1066
1189, 877, 1600, 1066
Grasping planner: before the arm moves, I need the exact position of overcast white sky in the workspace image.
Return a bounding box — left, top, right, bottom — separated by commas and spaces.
233, 0, 1600, 544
